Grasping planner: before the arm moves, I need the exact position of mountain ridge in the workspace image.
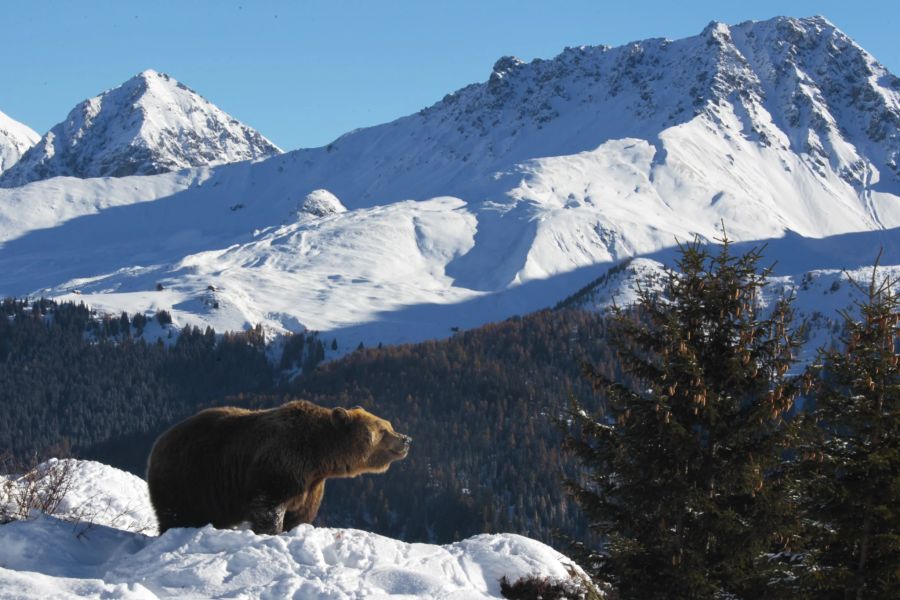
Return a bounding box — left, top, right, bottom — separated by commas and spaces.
0, 15, 896, 349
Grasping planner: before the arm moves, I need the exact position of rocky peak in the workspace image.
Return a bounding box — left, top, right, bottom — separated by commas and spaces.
402, 16, 898, 190
0, 110, 39, 174
0, 70, 281, 188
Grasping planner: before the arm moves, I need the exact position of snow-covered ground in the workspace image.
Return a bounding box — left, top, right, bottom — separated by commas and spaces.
0, 461, 583, 599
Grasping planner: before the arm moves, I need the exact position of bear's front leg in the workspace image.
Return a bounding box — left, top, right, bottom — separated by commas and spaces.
247, 494, 287, 535
283, 480, 326, 531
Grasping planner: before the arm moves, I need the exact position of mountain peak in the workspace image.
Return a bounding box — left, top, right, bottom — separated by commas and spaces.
701, 20, 731, 38
0, 110, 39, 174
404, 14, 897, 194
127, 69, 181, 90
491, 56, 525, 77
0, 71, 281, 187
807, 14, 837, 27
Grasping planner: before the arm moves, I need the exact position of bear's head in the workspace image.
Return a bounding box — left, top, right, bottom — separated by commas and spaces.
332, 406, 411, 475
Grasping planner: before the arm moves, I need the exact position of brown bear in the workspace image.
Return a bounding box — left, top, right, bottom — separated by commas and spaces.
146, 400, 411, 535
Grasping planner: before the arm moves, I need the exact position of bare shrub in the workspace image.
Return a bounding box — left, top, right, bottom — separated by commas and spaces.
500, 565, 608, 600
0, 449, 75, 523
66, 490, 157, 535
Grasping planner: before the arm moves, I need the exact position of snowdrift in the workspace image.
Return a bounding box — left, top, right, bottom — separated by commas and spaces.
0, 460, 582, 599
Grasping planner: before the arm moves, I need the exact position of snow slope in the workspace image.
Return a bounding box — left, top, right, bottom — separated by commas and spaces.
0, 461, 582, 599
0, 70, 280, 187
0, 16, 896, 349
563, 233, 900, 367
0, 109, 39, 173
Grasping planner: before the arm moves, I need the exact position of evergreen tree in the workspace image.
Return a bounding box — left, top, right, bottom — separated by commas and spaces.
565, 235, 802, 599
797, 264, 899, 599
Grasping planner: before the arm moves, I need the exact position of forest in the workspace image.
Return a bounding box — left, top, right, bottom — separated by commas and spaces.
0, 297, 615, 545
0, 298, 311, 472
287, 308, 615, 544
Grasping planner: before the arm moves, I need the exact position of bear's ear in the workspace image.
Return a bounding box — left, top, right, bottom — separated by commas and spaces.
332, 407, 352, 426
352, 405, 364, 411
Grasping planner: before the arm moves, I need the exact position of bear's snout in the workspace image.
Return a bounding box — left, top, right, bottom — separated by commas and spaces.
388, 433, 412, 457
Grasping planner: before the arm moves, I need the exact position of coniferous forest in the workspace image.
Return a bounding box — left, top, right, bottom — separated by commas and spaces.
0, 297, 613, 545
0, 298, 279, 471
287, 308, 614, 544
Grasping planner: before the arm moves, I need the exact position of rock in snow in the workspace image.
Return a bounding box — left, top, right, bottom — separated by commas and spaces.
0, 461, 582, 599
0, 69, 281, 187
299, 189, 348, 218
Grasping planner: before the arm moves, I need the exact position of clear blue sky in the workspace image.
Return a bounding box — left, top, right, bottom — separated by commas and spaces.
2, 1, 897, 150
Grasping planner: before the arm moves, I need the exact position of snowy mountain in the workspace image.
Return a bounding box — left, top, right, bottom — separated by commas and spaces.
0, 460, 582, 599
0, 70, 280, 187
0, 109, 39, 173
0, 16, 896, 349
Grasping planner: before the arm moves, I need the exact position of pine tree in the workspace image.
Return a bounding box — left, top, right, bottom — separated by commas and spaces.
565, 235, 802, 599
797, 263, 899, 599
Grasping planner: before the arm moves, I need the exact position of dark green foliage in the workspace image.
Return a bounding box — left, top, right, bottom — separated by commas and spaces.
131, 312, 147, 334
796, 266, 900, 599
0, 298, 302, 472
288, 309, 615, 544
565, 237, 803, 599
279, 330, 326, 373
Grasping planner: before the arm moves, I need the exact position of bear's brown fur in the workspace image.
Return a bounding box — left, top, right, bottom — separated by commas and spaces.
146, 400, 411, 534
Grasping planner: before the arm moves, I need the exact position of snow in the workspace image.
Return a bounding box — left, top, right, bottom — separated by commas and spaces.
0, 70, 281, 187
0, 461, 582, 599
1, 459, 155, 533
571, 253, 900, 367
0, 109, 39, 174
0, 16, 896, 352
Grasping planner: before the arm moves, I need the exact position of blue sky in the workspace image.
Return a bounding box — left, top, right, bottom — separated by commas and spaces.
2, 1, 897, 150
